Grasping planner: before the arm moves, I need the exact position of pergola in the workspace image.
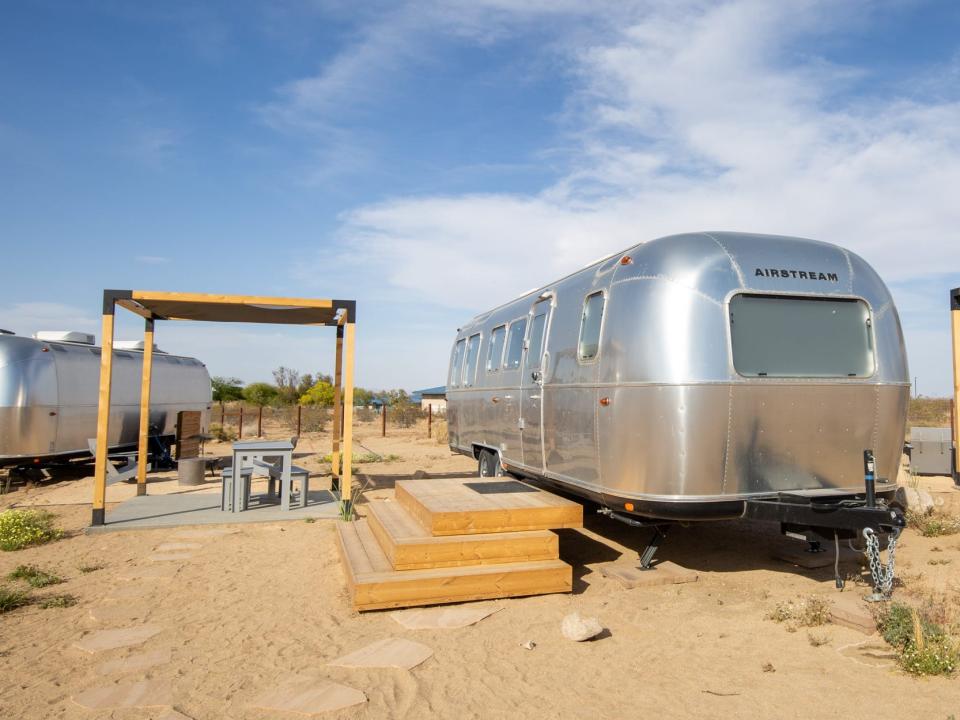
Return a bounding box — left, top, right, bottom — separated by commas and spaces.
90, 289, 356, 527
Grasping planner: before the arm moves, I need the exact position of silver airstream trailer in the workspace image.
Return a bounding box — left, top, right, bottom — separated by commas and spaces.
0, 330, 211, 468
446, 232, 907, 561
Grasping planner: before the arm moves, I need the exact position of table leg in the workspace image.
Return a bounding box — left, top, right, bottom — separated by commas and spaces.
281, 452, 292, 512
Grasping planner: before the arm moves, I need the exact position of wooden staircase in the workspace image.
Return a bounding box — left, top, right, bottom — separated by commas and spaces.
336, 477, 582, 611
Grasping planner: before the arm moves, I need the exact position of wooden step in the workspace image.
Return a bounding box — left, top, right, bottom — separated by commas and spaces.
367, 498, 559, 570
336, 519, 572, 612
395, 477, 583, 536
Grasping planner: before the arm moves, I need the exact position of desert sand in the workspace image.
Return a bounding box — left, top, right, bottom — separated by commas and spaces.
1, 418, 959, 719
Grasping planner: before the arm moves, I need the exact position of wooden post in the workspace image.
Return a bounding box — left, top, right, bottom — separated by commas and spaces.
341, 322, 357, 509
381, 403, 386, 437
331, 323, 344, 488
951, 288, 960, 483
135, 318, 155, 496
428, 403, 432, 438
220, 402, 225, 425
238, 405, 244, 439
296, 404, 302, 437
91, 297, 116, 526
257, 405, 263, 437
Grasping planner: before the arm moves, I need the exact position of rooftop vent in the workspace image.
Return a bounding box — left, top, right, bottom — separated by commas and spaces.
34, 331, 95, 345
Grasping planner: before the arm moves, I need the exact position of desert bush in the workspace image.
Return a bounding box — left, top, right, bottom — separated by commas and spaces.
209, 423, 238, 443
768, 596, 831, 629
434, 419, 449, 444
807, 632, 830, 647
300, 408, 328, 433
390, 404, 422, 428
39, 593, 77, 609
0, 509, 63, 551
77, 563, 104, 574
0, 585, 30, 613
7, 565, 64, 588
908, 510, 960, 537
879, 604, 958, 676
356, 407, 375, 423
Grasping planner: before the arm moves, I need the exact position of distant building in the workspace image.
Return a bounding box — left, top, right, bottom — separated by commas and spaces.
411, 386, 446, 414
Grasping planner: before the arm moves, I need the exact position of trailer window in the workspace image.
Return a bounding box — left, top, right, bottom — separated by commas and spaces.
729, 294, 875, 378
578, 291, 605, 360
526, 311, 547, 370
463, 334, 481, 386
449, 339, 466, 387
487, 325, 506, 372
504, 319, 526, 370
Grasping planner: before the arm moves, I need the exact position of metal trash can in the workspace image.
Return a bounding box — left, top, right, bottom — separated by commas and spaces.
178, 457, 206, 486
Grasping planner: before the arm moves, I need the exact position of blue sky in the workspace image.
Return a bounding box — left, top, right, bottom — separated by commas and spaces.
2, 0, 959, 395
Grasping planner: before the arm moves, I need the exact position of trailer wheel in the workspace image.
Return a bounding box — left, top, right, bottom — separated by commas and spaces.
478, 449, 503, 477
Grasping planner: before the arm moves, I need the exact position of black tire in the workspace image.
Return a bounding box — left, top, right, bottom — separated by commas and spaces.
478, 449, 503, 477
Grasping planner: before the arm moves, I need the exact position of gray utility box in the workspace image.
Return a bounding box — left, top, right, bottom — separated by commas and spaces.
910, 427, 954, 476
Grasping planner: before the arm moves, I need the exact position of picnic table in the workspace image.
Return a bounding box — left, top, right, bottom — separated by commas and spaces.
226, 439, 294, 513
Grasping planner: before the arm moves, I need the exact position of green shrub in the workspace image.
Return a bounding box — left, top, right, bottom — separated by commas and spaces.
39, 593, 77, 609
0, 585, 30, 613
209, 423, 237, 443
907, 510, 960, 538
878, 603, 959, 676
7, 564, 64, 588
0, 509, 63, 551
77, 563, 104, 574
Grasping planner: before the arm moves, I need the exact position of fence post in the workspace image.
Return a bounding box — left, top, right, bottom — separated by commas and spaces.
220, 401, 225, 425
382, 404, 387, 437
257, 405, 263, 437
238, 405, 244, 439
297, 404, 302, 437
428, 404, 432, 438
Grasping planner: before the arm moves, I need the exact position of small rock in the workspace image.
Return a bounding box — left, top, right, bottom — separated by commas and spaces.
520, 640, 536, 650
561, 612, 603, 642
894, 487, 935, 515
762, 662, 776, 673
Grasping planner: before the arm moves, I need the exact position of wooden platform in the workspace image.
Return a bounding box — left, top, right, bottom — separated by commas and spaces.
395, 477, 583, 536
336, 477, 582, 611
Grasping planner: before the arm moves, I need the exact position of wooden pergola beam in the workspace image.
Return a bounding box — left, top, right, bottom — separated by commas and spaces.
951, 287, 960, 484
91, 298, 117, 526
136, 318, 155, 496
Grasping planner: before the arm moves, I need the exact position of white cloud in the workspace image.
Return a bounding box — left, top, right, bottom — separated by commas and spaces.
0, 302, 100, 337
297, 0, 960, 392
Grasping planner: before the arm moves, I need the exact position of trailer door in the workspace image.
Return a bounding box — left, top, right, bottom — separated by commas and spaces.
520, 298, 552, 470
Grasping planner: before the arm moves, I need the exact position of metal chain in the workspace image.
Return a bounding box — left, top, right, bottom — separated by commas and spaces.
863, 527, 900, 597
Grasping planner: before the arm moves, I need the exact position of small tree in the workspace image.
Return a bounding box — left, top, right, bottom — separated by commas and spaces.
243, 382, 279, 407
300, 381, 336, 407
212, 376, 244, 402
272, 366, 301, 406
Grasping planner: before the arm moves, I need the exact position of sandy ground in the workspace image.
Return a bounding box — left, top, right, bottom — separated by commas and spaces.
2, 419, 960, 719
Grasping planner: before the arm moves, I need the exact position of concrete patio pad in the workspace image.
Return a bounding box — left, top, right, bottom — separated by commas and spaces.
88, 488, 339, 531
250, 677, 366, 714
329, 638, 433, 670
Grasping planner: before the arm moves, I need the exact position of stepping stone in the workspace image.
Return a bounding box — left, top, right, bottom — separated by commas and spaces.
329, 638, 433, 670
250, 677, 366, 714
837, 639, 897, 668
120, 564, 179, 580
829, 594, 877, 634
173, 528, 234, 539
148, 553, 195, 562
88, 604, 148, 624
105, 584, 151, 601
155, 542, 202, 552
391, 604, 503, 630
73, 624, 163, 653
97, 648, 171, 675
600, 561, 698, 588
72, 678, 172, 709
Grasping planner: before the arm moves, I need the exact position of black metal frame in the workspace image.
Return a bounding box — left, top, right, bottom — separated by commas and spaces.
743, 492, 905, 540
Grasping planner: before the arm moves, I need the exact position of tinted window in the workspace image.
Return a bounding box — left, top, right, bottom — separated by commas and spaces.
487, 325, 506, 372
449, 339, 466, 387
729, 294, 875, 378
504, 319, 526, 370
525, 307, 548, 370
463, 334, 481, 386
578, 292, 605, 360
